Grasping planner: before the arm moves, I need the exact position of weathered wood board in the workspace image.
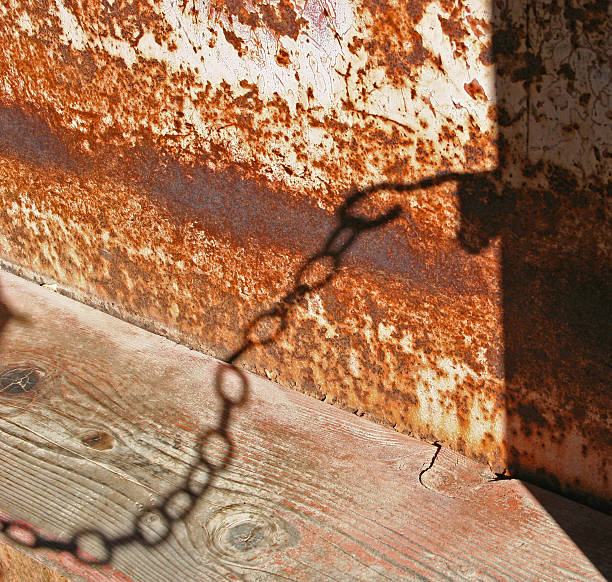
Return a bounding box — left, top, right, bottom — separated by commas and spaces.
0, 269, 610, 581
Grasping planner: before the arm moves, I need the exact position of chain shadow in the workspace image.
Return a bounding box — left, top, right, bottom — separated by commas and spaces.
0, 170, 489, 566
0, 100, 497, 566
0, 2, 607, 571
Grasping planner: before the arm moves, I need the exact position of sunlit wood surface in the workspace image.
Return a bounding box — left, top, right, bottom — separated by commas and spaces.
0, 269, 610, 581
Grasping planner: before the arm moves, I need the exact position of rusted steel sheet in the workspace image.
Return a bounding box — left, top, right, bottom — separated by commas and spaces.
0, 0, 609, 508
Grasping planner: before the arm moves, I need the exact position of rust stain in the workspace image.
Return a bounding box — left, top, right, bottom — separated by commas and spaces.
464, 79, 487, 101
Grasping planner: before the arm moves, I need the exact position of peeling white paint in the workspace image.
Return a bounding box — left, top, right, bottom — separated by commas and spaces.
377, 322, 395, 342
54, 0, 88, 50
16, 11, 33, 34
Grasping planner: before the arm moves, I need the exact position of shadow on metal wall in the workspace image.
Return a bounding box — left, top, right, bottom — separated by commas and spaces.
457, 0, 611, 575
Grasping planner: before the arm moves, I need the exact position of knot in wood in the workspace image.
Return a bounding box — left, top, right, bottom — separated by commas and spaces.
0, 366, 42, 394
205, 503, 296, 565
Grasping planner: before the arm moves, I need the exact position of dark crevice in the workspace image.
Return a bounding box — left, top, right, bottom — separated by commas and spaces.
418, 441, 441, 486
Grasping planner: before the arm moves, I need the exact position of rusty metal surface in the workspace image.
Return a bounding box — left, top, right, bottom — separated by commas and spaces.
0, 0, 610, 508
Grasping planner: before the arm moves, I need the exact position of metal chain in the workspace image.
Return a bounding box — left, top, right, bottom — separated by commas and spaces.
0, 183, 405, 565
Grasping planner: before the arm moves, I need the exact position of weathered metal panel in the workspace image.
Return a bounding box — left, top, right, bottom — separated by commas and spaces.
0, 0, 609, 507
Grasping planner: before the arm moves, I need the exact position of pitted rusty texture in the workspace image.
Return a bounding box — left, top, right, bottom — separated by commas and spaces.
0, 0, 610, 507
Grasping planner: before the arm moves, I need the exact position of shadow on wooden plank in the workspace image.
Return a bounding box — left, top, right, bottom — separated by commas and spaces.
1, 272, 611, 581
525, 484, 612, 581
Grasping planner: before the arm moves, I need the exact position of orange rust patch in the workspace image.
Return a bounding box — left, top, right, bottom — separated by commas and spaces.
464, 79, 488, 101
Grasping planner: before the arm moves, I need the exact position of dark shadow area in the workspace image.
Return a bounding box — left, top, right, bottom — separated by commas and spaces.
457, 0, 611, 575
0, 104, 488, 297
525, 483, 612, 579
0, 106, 76, 172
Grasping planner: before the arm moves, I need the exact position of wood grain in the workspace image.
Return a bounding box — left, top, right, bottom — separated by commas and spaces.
0, 269, 610, 582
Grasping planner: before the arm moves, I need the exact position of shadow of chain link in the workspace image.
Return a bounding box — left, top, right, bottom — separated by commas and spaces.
0, 170, 491, 564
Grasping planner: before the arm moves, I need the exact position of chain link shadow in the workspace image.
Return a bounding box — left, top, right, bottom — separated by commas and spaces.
0, 169, 490, 565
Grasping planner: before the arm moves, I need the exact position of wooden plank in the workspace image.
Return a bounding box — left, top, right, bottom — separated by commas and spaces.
0, 268, 610, 582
